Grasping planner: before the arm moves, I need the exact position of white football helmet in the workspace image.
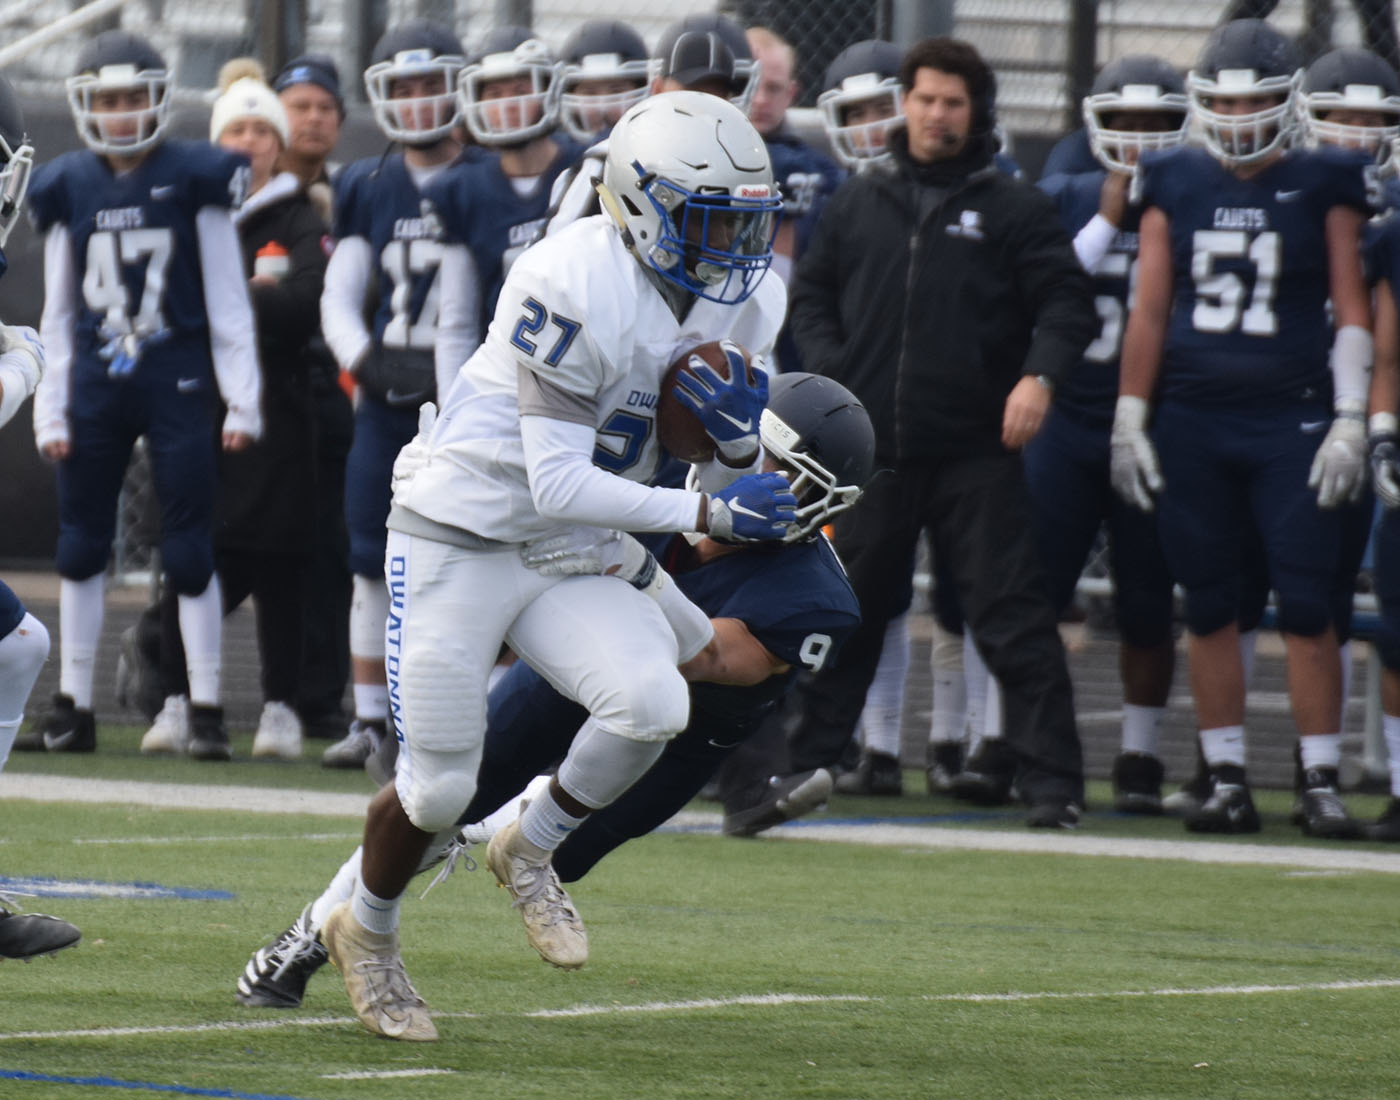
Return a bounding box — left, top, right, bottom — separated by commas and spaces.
817, 40, 904, 170
559, 20, 651, 143
364, 19, 464, 145
459, 26, 562, 146
1299, 47, 1400, 161
66, 31, 172, 156
1082, 55, 1190, 172
599, 91, 781, 305
0, 73, 32, 249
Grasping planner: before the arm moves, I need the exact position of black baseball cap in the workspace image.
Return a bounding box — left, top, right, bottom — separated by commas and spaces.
274, 54, 344, 114
659, 30, 741, 93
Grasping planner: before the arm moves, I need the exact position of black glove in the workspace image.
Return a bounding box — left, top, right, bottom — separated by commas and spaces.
356, 344, 435, 409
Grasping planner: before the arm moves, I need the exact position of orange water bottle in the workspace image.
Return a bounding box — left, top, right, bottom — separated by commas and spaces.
253, 240, 290, 280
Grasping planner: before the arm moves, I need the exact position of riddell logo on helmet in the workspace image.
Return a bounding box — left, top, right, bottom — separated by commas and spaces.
735, 185, 773, 198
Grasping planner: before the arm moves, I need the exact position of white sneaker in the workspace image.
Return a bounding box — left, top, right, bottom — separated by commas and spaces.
485, 820, 588, 969
320, 718, 383, 769
321, 902, 437, 1041
252, 702, 304, 759
140, 696, 190, 754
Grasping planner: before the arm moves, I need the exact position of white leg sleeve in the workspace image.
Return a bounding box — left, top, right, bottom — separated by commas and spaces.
0, 612, 49, 771
178, 574, 223, 706
555, 717, 667, 809
861, 613, 909, 758
929, 619, 966, 745
308, 846, 362, 933
351, 574, 390, 661
59, 574, 104, 708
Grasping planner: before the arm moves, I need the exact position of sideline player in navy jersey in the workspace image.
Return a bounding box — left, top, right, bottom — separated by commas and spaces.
557, 20, 651, 145
0, 74, 82, 960
234, 372, 868, 1008
316, 19, 463, 770
1112, 19, 1373, 837
1362, 212, 1400, 839
817, 40, 905, 173
430, 27, 581, 392
19, 30, 261, 760
1029, 55, 1188, 814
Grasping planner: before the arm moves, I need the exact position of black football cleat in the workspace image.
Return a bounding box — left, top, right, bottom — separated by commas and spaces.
949, 738, 1016, 806
1112, 752, 1165, 814
1184, 769, 1260, 834
13, 693, 96, 753
236, 906, 328, 1008
1297, 767, 1362, 839
1366, 798, 1400, 842
0, 903, 81, 960
833, 750, 903, 796
723, 769, 833, 837
925, 741, 964, 795
1026, 798, 1083, 829
188, 704, 232, 761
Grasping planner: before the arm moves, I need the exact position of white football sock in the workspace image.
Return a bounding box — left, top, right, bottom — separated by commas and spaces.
1121, 703, 1165, 758
518, 786, 589, 854
178, 575, 223, 706
350, 875, 399, 936
309, 846, 363, 933
353, 683, 389, 723
1384, 714, 1400, 797
963, 632, 988, 739
928, 620, 966, 745
1298, 733, 1342, 773
1238, 629, 1258, 689
59, 574, 105, 708
861, 613, 909, 758
1200, 725, 1246, 769
1338, 640, 1353, 734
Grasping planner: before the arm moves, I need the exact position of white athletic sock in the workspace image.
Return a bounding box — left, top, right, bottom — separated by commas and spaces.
350, 876, 399, 936
59, 574, 105, 708
1384, 714, 1400, 797
963, 632, 988, 738
309, 847, 363, 933
928, 621, 966, 745
518, 787, 588, 854
861, 614, 909, 758
1121, 703, 1165, 758
1200, 725, 1246, 768
0, 613, 49, 772
178, 575, 223, 706
1238, 629, 1259, 689
1298, 733, 1342, 773
353, 683, 389, 723
984, 673, 1004, 739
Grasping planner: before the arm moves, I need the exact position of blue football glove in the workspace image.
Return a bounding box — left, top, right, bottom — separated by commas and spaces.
671, 342, 767, 463
707, 471, 797, 543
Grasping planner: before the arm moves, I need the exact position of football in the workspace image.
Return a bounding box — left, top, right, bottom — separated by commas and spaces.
657, 339, 756, 463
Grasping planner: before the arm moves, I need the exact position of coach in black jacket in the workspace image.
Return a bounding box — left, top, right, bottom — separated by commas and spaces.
786, 37, 1097, 823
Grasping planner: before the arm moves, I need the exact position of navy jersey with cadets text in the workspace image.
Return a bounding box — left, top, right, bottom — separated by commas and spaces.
27, 140, 249, 382
1040, 169, 1141, 423
1139, 144, 1371, 405
333, 155, 446, 355
766, 129, 844, 258
421, 140, 581, 335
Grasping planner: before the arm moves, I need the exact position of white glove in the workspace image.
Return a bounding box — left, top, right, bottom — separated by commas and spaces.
1308, 409, 1367, 508
390, 401, 437, 496
1109, 395, 1163, 512
521, 529, 663, 597
0, 325, 44, 388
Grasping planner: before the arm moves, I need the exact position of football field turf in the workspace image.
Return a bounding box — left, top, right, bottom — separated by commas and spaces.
2, 732, 1398, 1099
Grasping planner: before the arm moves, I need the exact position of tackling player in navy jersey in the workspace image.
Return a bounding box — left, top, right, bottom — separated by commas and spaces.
19, 31, 260, 761
430, 27, 581, 393
316, 19, 463, 769
234, 372, 868, 1008
1028, 55, 1188, 814
1113, 20, 1373, 837
0, 73, 82, 961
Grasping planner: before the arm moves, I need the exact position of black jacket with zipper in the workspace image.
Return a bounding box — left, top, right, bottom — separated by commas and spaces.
789, 129, 1097, 463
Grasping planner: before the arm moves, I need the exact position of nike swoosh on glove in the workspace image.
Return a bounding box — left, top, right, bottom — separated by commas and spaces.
707, 471, 797, 543
672, 342, 768, 463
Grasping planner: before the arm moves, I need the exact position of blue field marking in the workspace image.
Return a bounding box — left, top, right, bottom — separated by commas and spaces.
0, 875, 234, 901
0, 1068, 314, 1099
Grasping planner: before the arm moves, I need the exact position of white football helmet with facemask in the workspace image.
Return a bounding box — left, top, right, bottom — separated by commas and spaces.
598, 91, 781, 306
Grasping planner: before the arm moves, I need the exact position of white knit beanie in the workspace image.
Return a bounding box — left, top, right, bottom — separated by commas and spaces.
210, 76, 289, 145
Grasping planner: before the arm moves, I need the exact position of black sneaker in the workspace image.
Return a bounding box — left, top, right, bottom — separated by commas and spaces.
188, 704, 232, 761
1161, 745, 1212, 816
0, 901, 81, 959
723, 769, 833, 838
925, 742, 964, 795
949, 738, 1015, 806
1184, 769, 1260, 834
833, 751, 903, 796
14, 694, 97, 753
1112, 752, 1164, 815
1367, 797, 1400, 842
235, 906, 328, 1008
1026, 798, 1082, 829
1298, 767, 1361, 839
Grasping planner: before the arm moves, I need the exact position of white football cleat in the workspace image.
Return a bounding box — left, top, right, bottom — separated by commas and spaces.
485, 820, 588, 969
321, 902, 437, 1041
252, 701, 304, 759
140, 695, 190, 754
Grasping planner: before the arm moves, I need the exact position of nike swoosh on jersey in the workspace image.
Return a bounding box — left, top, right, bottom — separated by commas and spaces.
1300, 420, 1328, 432
176, 378, 201, 393
1275, 190, 1303, 202
151, 185, 176, 200
385, 388, 428, 406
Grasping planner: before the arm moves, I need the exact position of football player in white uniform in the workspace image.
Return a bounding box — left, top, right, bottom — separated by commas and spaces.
0, 72, 82, 960
317, 91, 792, 1042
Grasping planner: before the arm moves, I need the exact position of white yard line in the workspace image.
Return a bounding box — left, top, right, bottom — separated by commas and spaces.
8, 774, 1400, 876
3, 980, 1397, 1042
